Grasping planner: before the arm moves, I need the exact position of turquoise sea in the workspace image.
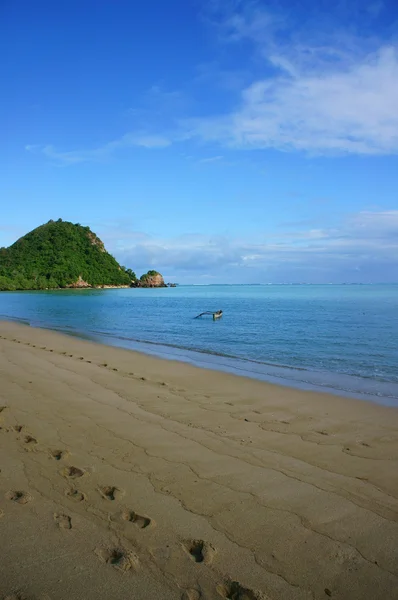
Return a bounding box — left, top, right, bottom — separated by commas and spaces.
1, 285, 397, 405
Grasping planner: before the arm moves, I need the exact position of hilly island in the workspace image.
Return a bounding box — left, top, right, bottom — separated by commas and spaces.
0, 219, 165, 291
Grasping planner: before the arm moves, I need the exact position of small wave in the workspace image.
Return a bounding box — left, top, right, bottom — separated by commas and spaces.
2, 314, 397, 406
59, 326, 398, 406
0, 314, 31, 326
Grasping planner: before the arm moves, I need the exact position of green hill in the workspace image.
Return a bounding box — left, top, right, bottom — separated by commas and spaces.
0, 219, 137, 291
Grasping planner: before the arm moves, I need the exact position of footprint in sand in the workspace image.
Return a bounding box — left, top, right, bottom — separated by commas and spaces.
5, 490, 33, 504
23, 435, 38, 452
13, 425, 24, 433
24, 435, 38, 448
95, 546, 139, 572
183, 539, 216, 564
54, 513, 72, 529
217, 581, 269, 600
50, 449, 69, 461
61, 466, 85, 479
65, 488, 86, 502
98, 485, 125, 501
121, 509, 151, 529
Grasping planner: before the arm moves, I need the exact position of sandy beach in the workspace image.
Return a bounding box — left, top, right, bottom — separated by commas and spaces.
0, 320, 397, 600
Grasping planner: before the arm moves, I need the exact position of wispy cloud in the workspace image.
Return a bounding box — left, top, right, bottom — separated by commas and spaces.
25, 132, 171, 165
25, 1, 398, 161
197, 155, 223, 164
104, 210, 398, 283
188, 0, 398, 155
186, 46, 398, 155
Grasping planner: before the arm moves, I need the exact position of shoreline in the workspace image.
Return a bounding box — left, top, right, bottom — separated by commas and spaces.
3, 314, 397, 407
4, 319, 397, 413
1, 320, 398, 599
81, 329, 398, 407
0, 284, 170, 291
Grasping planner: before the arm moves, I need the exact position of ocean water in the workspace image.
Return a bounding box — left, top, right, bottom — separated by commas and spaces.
1, 285, 397, 405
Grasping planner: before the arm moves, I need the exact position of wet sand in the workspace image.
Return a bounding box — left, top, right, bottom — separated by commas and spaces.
0, 320, 397, 600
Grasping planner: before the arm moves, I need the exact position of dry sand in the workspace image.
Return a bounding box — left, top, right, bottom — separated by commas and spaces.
0, 320, 397, 600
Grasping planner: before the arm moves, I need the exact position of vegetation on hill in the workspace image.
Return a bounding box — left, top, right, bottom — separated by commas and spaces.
138, 270, 166, 287
139, 270, 160, 283
0, 219, 137, 291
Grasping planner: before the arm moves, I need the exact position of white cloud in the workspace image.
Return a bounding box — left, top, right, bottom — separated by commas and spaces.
197, 155, 223, 163
25, 132, 171, 165
25, 1, 398, 161
191, 1, 398, 155
104, 210, 398, 283
129, 134, 171, 149
186, 45, 398, 155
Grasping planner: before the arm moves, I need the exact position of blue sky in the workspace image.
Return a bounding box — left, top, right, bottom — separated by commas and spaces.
1, 0, 398, 283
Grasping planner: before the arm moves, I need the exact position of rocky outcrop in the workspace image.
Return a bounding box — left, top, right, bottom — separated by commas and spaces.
134, 271, 166, 288
87, 232, 105, 252
46, 272, 165, 290
67, 275, 91, 288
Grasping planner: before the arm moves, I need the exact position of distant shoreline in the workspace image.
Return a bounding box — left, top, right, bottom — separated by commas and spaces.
0, 284, 172, 292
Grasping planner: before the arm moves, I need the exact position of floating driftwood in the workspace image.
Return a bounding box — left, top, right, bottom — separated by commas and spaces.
194, 310, 223, 321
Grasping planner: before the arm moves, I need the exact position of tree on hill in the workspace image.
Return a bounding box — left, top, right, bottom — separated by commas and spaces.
0, 220, 137, 290
140, 269, 160, 281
